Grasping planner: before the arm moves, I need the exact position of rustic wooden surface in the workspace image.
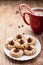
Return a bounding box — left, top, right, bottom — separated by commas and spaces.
0, 1, 43, 65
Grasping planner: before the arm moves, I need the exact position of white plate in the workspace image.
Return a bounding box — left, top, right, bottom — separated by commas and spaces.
3, 34, 41, 61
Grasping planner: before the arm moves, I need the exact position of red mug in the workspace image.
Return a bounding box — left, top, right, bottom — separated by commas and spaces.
18, 4, 43, 34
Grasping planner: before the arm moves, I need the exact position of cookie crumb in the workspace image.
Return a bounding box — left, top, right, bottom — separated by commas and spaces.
21, 25, 24, 27
15, 10, 19, 14
18, 26, 20, 28
22, 33, 25, 34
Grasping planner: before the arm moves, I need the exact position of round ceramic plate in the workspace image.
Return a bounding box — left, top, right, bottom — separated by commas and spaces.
3, 34, 41, 61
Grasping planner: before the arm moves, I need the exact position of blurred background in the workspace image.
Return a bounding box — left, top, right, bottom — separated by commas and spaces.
0, 0, 43, 9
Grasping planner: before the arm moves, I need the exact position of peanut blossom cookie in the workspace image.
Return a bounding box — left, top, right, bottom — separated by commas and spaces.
10, 48, 23, 58
13, 34, 22, 41
27, 37, 36, 46
15, 38, 28, 49
5, 40, 15, 50
24, 45, 36, 55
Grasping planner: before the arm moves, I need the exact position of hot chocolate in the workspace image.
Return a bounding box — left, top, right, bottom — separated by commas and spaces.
33, 9, 43, 16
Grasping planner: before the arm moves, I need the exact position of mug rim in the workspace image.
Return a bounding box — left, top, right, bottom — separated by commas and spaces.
32, 7, 43, 17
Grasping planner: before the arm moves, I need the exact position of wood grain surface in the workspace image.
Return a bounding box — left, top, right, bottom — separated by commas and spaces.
0, 1, 43, 65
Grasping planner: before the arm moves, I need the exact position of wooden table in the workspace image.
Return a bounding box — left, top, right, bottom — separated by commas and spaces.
0, 1, 43, 65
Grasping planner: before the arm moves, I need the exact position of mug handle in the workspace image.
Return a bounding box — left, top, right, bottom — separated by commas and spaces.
23, 12, 30, 25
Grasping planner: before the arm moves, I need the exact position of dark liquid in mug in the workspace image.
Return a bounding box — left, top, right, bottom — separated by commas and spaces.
33, 9, 43, 16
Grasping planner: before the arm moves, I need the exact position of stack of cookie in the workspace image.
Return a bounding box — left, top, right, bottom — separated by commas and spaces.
5, 34, 36, 58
